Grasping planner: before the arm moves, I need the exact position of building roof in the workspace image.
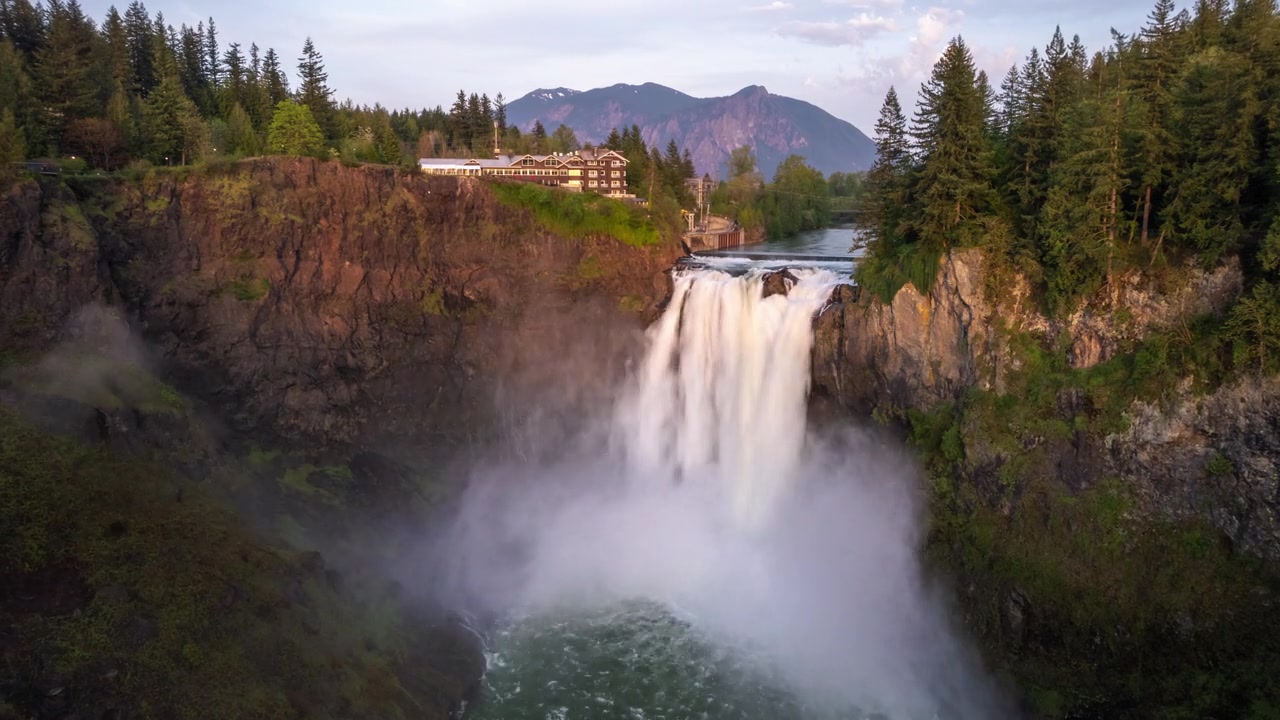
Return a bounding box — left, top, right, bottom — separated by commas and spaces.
419, 149, 629, 168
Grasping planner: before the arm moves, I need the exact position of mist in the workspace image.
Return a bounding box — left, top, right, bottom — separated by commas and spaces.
422, 268, 1010, 719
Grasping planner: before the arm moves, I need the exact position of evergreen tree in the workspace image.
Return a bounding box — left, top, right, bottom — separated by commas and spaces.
494, 92, 507, 140
220, 41, 245, 114
226, 100, 258, 155
604, 127, 622, 150
266, 98, 323, 156
104, 79, 134, 151
0, 106, 25, 161
123, 1, 154, 95
35, 0, 99, 149
260, 47, 288, 107
142, 31, 200, 163
1162, 46, 1255, 263
448, 90, 467, 149
908, 36, 995, 249
296, 36, 332, 138
531, 119, 546, 152
203, 16, 218, 86
0, 0, 45, 60
178, 23, 209, 112
101, 6, 132, 89
0, 38, 34, 124
864, 86, 910, 243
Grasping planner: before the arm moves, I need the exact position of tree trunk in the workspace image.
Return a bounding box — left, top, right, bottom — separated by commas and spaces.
1141, 185, 1152, 246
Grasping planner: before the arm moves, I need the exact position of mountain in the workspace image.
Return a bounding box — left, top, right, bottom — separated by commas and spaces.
505, 83, 875, 179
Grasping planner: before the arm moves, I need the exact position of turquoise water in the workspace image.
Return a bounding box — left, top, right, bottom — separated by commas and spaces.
470, 601, 871, 720
699, 225, 867, 261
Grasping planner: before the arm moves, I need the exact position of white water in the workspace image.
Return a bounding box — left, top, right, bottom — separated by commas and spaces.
617, 268, 839, 530
434, 267, 1006, 719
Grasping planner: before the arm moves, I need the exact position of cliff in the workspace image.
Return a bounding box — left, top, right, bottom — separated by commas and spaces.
812, 249, 1280, 716
0, 159, 682, 719
1, 159, 681, 450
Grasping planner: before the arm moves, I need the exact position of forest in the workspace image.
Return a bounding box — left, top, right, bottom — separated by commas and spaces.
859, 0, 1280, 375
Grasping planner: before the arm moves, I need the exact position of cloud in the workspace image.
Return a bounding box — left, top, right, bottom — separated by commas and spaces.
775, 13, 899, 47
747, 1, 793, 9
823, 0, 903, 7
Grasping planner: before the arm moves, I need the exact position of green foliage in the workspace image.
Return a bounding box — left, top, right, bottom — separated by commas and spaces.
1203, 451, 1234, 477
910, 311, 1280, 717
0, 108, 25, 163
0, 409, 448, 719
490, 181, 663, 247
227, 276, 269, 302
266, 100, 324, 157
761, 154, 830, 239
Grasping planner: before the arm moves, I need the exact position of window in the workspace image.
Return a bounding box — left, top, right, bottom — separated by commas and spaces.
611, 171, 619, 177
588, 161, 598, 166
611, 161, 620, 167
588, 170, 597, 177
612, 181, 620, 187
589, 180, 597, 187
522, 157, 535, 166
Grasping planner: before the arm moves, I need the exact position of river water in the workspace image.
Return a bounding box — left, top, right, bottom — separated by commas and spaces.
698, 225, 868, 262
445, 265, 1003, 720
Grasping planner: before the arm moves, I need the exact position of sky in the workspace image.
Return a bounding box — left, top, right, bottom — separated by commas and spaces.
83, 0, 1159, 132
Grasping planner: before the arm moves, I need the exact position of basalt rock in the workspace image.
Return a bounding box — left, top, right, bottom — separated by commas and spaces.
0, 160, 682, 451
760, 269, 796, 298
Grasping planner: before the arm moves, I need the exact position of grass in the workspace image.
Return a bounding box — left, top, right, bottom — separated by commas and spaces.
489, 181, 663, 248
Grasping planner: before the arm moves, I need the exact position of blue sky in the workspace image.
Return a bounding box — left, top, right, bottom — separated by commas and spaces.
84, 0, 1157, 131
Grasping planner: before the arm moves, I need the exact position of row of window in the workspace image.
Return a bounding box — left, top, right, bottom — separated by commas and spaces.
587, 180, 622, 187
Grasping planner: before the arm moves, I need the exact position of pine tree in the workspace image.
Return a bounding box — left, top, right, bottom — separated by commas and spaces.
226, 101, 258, 155
1162, 46, 1255, 263
864, 86, 910, 243
908, 37, 995, 249
296, 36, 332, 139
604, 127, 622, 150
101, 6, 132, 90
220, 41, 245, 114
0, 106, 25, 161
260, 47, 288, 107
35, 0, 100, 148
104, 80, 134, 151
531, 119, 546, 152
123, 1, 154, 95
0, 0, 45, 60
143, 31, 199, 163
448, 89, 467, 149
1135, 0, 1181, 248
494, 92, 507, 140
203, 16, 218, 87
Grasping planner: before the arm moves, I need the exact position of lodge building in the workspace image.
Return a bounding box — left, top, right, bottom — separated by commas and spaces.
418, 149, 630, 196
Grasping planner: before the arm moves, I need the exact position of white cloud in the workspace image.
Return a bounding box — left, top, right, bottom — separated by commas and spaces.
747, 1, 793, 10
823, 0, 903, 7
775, 13, 899, 47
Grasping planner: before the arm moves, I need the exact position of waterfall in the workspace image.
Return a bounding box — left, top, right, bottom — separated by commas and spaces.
436, 264, 1005, 720
615, 267, 840, 530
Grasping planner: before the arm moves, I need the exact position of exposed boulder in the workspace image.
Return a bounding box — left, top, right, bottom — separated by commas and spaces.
761, 269, 797, 298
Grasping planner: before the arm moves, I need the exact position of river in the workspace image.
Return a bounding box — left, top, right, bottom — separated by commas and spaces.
697, 224, 867, 262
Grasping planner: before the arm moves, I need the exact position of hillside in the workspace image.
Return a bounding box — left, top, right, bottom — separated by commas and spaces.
505, 83, 875, 179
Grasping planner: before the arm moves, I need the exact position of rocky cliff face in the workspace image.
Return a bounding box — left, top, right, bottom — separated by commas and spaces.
812, 248, 1278, 563
0, 159, 681, 453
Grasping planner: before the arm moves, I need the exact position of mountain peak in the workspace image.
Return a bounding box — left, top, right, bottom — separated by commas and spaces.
505, 82, 872, 178
527, 88, 581, 102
